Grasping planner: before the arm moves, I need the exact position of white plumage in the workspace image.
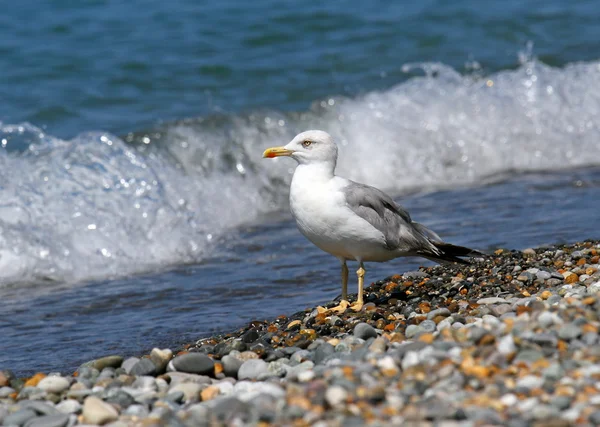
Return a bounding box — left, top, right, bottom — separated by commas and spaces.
263, 130, 478, 312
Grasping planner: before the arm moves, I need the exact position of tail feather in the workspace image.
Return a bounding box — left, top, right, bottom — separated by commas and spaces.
419, 242, 483, 265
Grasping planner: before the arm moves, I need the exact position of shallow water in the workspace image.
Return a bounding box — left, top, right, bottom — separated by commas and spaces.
1, 0, 600, 374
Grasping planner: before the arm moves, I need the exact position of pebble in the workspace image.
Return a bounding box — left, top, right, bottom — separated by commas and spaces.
82, 396, 119, 425
3, 409, 38, 426
150, 348, 173, 373
169, 383, 202, 402
238, 359, 268, 380
24, 414, 70, 427
325, 386, 347, 407
170, 353, 215, 375
353, 322, 377, 340
80, 356, 123, 371
129, 358, 158, 376
56, 399, 82, 414
36, 376, 70, 393
2, 240, 600, 426
477, 297, 507, 305
222, 355, 243, 378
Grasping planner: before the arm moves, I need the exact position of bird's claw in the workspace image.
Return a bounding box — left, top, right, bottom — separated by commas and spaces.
350, 301, 364, 312
327, 299, 350, 314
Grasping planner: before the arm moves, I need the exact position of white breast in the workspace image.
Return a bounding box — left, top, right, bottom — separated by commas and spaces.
289, 166, 390, 261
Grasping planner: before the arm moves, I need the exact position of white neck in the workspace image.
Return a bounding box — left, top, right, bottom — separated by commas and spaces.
293, 161, 336, 183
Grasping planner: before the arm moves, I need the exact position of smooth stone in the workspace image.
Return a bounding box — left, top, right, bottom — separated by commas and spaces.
238, 359, 268, 380
165, 390, 185, 403
121, 357, 139, 374
558, 324, 582, 340
37, 377, 70, 394
20, 401, 59, 416
170, 353, 215, 376
122, 404, 149, 418
80, 356, 123, 371
419, 320, 436, 333
497, 335, 517, 355
82, 396, 119, 425
150, 348, 173, 373
514, 349, 544, 364
23, 414, 70, 427
536, 271, 552, 280
516, 375, 544, 389
0, 386, 14, 397
589, 410, 600, 425
222, 355, 243, 378
3, 409, 37, 426
405, 324, 423, 338
427, 308, 451, 320
550, 395, 573, 411
353, 322, 377, 340
285, 361, 314, 379
314, 343, 335, 365
56, 400, 82, 414
129, 358, 158, 376
168, 383, 202, 402
325, 386, 347, 407
477, 297, 507, 305
104, 389, 135, 408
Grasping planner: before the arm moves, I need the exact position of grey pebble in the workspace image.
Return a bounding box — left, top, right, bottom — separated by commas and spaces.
405, 324, 423, 338
549, 395, 573, 411
171, 353, 215, 376
427, 308, 451, 320
130, 358, 158, 376
24, 414, 70, 427
121, 357, 139, 374
3, 408, 38, 426
558, 323, 581, 340
222, 355, 243, 378
589, 410, 600, 425
353, 322, 377, 340
0, 386, 15, 398
419, 320, 436, 333
314, 343, 335, 365
514, 349, 544, 364
238, 359, 268, 380
536, 271, 552, 280
21, 401, 59, 416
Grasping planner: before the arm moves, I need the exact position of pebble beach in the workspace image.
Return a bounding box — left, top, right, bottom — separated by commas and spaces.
2, 240, 600, 426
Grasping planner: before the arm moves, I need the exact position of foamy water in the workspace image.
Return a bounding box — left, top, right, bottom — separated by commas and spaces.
1, 59, 599, 287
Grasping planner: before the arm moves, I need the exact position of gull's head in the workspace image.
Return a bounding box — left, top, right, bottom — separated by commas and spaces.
262, 130, 338, 166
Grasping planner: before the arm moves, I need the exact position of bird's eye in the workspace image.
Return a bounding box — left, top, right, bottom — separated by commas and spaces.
302, 140, 312, 148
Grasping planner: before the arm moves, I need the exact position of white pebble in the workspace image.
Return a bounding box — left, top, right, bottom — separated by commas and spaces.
500, 393, 518, 406
325, 385, 347, 407
37, 376, 70, 393
297, 370, 315, 382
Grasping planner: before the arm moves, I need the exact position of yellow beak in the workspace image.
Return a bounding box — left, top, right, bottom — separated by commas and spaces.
263, 146, 294, 158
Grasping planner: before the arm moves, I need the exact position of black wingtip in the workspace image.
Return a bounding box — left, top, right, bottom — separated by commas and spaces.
425, 242, 483, 265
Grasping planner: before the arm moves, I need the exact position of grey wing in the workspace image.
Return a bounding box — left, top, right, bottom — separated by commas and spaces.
343, 181, 434, 251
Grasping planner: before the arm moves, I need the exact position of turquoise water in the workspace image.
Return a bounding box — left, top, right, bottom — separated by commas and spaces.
1, 0, 600, 374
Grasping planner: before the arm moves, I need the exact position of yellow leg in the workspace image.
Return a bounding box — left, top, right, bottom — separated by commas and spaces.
350, 265, 365, 312
326, 262, 350, 314
341, 262, 348, 301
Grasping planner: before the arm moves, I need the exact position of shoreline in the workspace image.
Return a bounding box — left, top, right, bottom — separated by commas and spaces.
1, 240, 600, 425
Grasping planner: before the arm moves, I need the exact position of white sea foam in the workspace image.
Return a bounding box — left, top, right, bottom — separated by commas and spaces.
1, 59, 599, 286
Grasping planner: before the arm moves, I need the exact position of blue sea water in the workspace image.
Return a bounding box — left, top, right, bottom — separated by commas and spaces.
1, 0, 600, 374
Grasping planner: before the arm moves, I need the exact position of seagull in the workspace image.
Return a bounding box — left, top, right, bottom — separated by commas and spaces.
263, 130, 480, 313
